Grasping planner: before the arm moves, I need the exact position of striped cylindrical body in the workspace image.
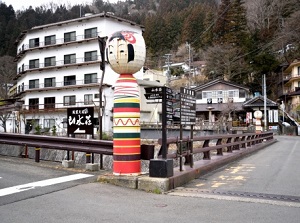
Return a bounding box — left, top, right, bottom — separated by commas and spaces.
113, 74, 141, 175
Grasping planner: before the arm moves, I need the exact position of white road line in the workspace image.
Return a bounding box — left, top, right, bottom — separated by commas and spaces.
0, 173, 93, 197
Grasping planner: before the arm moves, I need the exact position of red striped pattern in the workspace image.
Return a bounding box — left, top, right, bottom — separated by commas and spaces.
113, 161, 141, 175
114, 107, 140, 113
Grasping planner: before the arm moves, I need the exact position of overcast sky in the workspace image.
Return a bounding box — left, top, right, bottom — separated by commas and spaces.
3, 0, 123, 11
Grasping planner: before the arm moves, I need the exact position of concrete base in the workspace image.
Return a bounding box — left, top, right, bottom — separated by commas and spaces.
97, 174, 168, 193
138, 176, 169, 193
62, 160, 75, 168
86, 163, 99, 171
97, 175, 138, 189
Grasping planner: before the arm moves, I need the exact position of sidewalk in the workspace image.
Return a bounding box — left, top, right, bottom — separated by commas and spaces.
97, 138, 277, 193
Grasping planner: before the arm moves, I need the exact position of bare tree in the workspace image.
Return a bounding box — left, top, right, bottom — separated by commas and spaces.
204, 44, 249, 83
0, 112, 11, 132
245, 0, 296, 32
0, 56, 17, 132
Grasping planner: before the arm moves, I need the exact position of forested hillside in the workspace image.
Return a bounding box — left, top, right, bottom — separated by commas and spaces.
1, 0, 300, 99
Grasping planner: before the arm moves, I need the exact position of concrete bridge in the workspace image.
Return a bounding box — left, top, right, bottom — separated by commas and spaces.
1, 135, 299, 223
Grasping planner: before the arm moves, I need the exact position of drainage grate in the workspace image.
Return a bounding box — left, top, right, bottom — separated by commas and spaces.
212, 190, 300, 203
171, 188, 300, 203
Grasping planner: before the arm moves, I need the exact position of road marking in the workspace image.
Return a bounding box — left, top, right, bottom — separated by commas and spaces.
0, 173, 93, 197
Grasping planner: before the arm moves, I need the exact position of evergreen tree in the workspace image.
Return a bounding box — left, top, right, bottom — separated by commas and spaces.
213, 0, 248, 46
181, 4, 207, 50
0, 3, 17, 56
213, 0, 231, 45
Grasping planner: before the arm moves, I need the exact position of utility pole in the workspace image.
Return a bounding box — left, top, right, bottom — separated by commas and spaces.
186, 42, 192, 88
263, 74, 267, 131
164, 54, 172, 86
98, 36, 107, 140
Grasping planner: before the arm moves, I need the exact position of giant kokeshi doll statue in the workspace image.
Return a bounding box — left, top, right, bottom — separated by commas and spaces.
106, 31, 146, 175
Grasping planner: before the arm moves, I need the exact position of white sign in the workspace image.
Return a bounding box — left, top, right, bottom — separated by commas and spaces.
268, 110, 273, 123
273, 110, 279, 123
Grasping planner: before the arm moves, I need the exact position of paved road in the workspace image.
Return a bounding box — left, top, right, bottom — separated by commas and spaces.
0, 135, 300, 223
168, 135, 300, 205
0, 156, 98, 207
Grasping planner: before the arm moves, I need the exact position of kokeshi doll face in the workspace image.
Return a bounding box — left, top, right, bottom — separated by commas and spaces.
106, 31, 146, 74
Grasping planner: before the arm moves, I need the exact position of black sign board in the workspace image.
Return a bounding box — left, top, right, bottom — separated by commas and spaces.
180, 87, 196, 125
144, 87, 163, 100
144, 86, 173, 159
67, 107, 94, 135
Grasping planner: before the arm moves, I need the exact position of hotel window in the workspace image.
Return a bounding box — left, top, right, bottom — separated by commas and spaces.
239, 89, 246, 98
228, 90, 239, 98
64, 31, 76, 42
44, 77, 55, 87
84, 94, 93, 105
298, 66, 300, 76
62, 118, 67, 128
217, 90, 223, 98
64, 75, 76, 86
29, 38, 39, 48
84, 51, 97, 62
64, 54, 76, 64
44, 97, 55, 109
217, 91, 223, 103
196, 91, 202, 99
84, 27, 97, 39
212, 91, 217, 99
64, 95, 76, 106
29, 79, 39, 89
45, 35, 56, 46
44, 119, 55, 128
29, 59, 39, 69
202, 91, 212, 99
44, 56, 56, 67
84, 73, 97, 84
29, 98, 39, 110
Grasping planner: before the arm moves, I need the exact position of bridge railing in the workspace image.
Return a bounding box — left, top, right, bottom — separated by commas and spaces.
158, 131, 274, 171
0, 133, 113, 169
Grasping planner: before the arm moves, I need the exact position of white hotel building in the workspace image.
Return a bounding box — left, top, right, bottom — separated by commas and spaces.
12, 12, 147, 136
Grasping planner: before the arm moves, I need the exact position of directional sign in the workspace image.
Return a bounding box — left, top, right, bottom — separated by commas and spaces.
144, 86, 173, 122
180, 87, 196, 125
144, 87, 163, 100
67, 107, 94, 135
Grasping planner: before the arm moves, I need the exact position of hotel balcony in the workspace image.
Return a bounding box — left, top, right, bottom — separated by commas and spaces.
13, 77, 102, 97
15, 32, 101, 60
22, 101, 100, 114
16, 55, 101, 78
278, 87, 300, 99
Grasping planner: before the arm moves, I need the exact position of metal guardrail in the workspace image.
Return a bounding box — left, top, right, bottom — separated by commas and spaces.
0, 133, 113, 169
158, 131, 274, 171
0, 132, 275, 173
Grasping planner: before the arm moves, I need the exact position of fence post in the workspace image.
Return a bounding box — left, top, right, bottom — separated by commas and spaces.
203, 139, 211, 160
216, 138, 223, 155
227, 137, 233, 152
35, 147, 40, 162
241, 135, 246, 148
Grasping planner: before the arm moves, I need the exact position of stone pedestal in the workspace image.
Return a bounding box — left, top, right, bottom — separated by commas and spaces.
62, 160, 75, 168
86, 163, 99, 171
